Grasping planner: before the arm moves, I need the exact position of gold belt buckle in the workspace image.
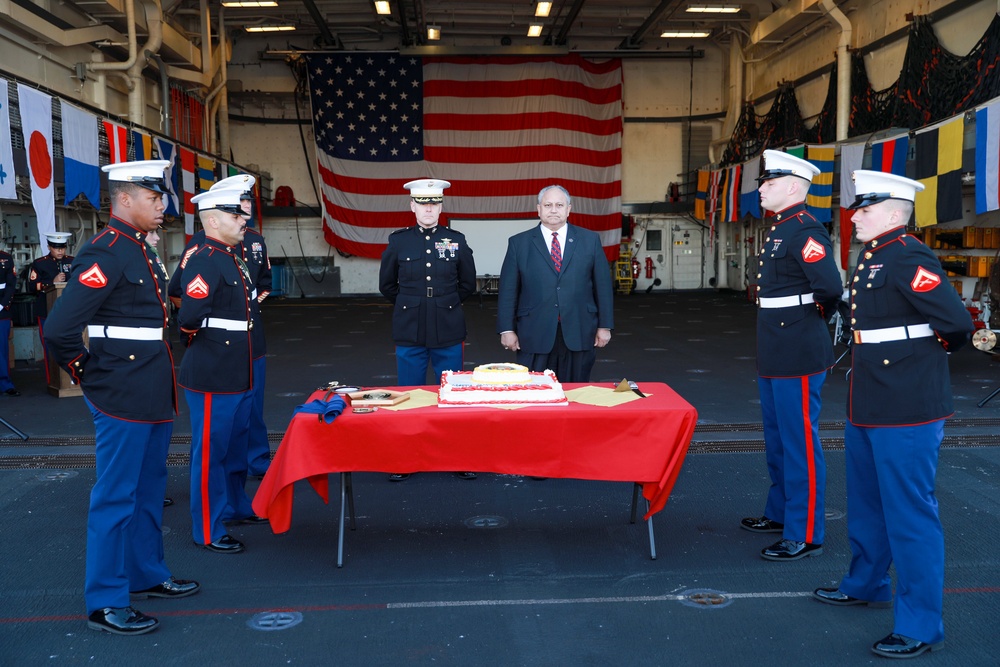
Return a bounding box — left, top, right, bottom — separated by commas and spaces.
853, 330, 862, 344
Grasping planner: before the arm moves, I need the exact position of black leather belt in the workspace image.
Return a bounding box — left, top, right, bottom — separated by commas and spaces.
399, 288, 456, 298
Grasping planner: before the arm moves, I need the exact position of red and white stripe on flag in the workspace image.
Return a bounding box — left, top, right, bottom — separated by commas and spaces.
103, 120, 128, 163
306, 53, 623, 260
179, 146, 196, 239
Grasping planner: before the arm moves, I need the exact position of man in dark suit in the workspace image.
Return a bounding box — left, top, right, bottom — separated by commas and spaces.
497, 184, 614, 382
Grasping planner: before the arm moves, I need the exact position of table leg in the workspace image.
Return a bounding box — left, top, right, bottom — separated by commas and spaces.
345, 472, 357, 530
337, 472, 347, 567
646, 499, 656, 560
629, 483, 640, 524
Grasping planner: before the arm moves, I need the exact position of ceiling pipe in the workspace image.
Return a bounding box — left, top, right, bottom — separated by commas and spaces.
127, 0, 164, 125
147, 50, 172, 137
618, 0, 679, 50
86, 0, 138, 73
819, 0, 851, 142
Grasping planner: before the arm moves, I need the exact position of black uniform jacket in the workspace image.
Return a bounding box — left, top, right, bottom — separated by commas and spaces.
379, 224, 476, 348
170, 228, 270, 359
0, 251, 15, 321
848, 228, 973, 426
28, 253, 74, 318
177, 237, 254, 394
756, 203, 843, 378
44, 217, 175, 422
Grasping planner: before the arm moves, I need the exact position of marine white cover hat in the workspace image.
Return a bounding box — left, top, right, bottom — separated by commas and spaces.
404, 178, 451, 203
101, 159, 171, 193
210, 174, 256, 193
45, 232, 73, 246
757, 149, 821, 183
848, 170, 925, 209
190, 186, 251, 216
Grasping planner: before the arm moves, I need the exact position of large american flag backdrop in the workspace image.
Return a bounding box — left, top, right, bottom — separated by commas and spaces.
306, 53, 623, 260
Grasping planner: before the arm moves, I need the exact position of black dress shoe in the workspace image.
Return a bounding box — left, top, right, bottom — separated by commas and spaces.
388, 473, 410, 482
197, 534, 245, 553
87, 606, 158, 635
454, 472, 477, 480
740, 516, 784, 533
760, 539, 823, 561
813, 587, 892, 608
4, 388, 21, 397
131, 577, 201, 600
230, 514, 269, 525
871, 633, 943, 658
163, 497, 174, 507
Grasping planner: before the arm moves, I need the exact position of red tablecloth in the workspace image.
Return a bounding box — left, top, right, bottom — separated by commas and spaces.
252, 382, 698, 532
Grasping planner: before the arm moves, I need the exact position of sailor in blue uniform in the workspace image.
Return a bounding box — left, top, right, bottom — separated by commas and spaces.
44, 159, 199, 636
0, 248, 19, 396
742, 150, 843, 561
178, 184, 261, 554
378, 178, 477, 481
169, 175, 273, 479
28, 231, 74, 385
813, 170, 972, 659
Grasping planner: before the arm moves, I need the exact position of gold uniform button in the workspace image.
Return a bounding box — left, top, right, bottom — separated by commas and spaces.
757, 273, 762, 279
756, 285, 761, 291
851, 318, 856, 324
851, 289, 857, 296
851, 303, 857, 310
770, 226, 776, 231
426, 276, 432, 281
871, 240, 879, 247
883, 359, 890, 365
426, 262, 431, 268
759, 261, 764, 266
858, 264, 865, 271
426, 249, 431, 254
865, 252, 873, 260
867, 283, 872, 288
129, 355, 135, 360
853, 276, 859, 283
225, 341, 230, 346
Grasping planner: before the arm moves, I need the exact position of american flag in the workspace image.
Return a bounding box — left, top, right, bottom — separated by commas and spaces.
306, 53, 623, 259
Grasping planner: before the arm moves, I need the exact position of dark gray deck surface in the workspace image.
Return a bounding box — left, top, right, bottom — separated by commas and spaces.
1, 291, 998, 665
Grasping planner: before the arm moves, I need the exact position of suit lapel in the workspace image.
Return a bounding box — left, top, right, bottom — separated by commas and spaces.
560, 224, 577, 271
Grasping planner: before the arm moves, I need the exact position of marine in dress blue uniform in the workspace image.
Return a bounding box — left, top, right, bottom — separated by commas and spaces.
0, 249, 19, 395
379, 179, 477, 482
28, 232, 74, 385
812, 171, 972, 659
178, 184, 260, 554
378, 179, 476, 385
44, 160, 199, 636
743, 150, 843, 562
170, 175, 273, 478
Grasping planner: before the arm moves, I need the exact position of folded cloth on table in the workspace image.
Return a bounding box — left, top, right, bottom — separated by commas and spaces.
292, 396, 347, 423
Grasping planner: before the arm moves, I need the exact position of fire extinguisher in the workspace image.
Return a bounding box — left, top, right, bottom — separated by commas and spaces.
645, 257, 655, 279
631, 257, 641, 280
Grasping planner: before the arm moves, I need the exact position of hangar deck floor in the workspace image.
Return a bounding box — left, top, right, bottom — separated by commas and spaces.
1, 291, 997, 665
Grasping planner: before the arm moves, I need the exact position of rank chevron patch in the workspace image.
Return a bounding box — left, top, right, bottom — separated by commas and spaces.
185, 274, 210, 299
801, 237, 826, 263
78, 264, 108, 288
911, 266, 941, 292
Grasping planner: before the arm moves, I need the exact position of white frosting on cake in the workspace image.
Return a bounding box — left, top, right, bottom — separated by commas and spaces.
470, 362, 530, 385
439, 368, 567, 407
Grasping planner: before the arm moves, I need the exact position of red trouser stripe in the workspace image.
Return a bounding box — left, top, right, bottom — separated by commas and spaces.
800, 376, 817, 543
200, 393, 213, 545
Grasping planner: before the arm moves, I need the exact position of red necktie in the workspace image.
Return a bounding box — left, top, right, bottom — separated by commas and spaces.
550, 233, 562, 272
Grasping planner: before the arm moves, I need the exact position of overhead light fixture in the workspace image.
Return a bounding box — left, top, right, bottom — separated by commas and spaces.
427, 24, 441, 41
535, 1, 552, 17
374, 0, 391, 15
660, 30, 711, 38
685, 4, 740, 12
527, 24, 543, 37
222, 0, 278, 6
245, 24, 295, 32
